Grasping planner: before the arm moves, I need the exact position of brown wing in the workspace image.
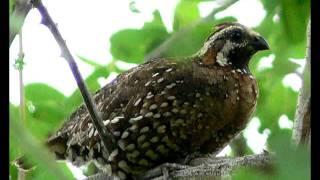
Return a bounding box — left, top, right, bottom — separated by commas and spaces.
47, 57, 257, 178
46, 58, 187, 165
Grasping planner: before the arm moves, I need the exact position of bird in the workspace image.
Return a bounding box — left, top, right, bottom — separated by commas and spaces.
46, 22, 269, 179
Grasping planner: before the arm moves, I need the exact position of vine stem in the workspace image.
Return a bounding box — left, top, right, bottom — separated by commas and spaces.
18, 30, 26, 125
17, 29, 26, 180
31, 0, 115, 157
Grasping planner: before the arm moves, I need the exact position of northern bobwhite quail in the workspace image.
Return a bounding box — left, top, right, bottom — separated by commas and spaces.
47, 22, 269, 179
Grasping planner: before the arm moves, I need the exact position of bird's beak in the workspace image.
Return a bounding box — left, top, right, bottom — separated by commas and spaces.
251, 35, 270, 51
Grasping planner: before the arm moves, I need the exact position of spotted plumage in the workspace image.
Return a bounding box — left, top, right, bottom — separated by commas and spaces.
47, 22, 269, 179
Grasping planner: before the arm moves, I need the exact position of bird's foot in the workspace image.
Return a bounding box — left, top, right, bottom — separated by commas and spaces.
138, 162, 189, 180
159, 163, 190, 180
182, 151, 205, 165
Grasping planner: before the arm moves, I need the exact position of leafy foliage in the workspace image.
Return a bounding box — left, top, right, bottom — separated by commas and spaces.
173, 0, 200, 31
233, 132, 310, 180
9, 0, 15, 15
10, 104, 74, 179
9, 0, 310, 179
110, 11, 169, 63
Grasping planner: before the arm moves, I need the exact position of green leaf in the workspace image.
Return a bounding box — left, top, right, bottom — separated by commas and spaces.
260, 0, 310, 45
110, 10, 169, 63
10, 104, 23, 180
25, 83, 66, 104
233, 133, 310, 180
269, 132, 310, 180
31, 102, 67, 124
10, 112, 74, 179
162, 16, 237, 58
10, 103, 56, 151
173, 0, 200, 31
23, 84, 69, 140
250, 10, 304, 134
9, 0, 15, 15
30, 163, 74, 180
255, 76, 298, 132
260, 0, 280, 14
77, 55, 104, 68
279, 0, 310, 44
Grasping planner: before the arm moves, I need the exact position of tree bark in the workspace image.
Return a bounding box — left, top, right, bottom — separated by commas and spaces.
292, 19, 311, 147
85, 153, 272, 180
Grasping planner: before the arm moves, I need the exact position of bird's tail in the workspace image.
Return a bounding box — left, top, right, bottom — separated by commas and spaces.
45, 133, 68, 160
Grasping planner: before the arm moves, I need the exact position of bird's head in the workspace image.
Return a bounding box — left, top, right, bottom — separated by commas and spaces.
198, 22, 269, 72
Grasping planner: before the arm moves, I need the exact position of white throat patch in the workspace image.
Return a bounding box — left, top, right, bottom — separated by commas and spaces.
216, 52, 228, 66
216, 40, 234, 67
215, 39, 249, 67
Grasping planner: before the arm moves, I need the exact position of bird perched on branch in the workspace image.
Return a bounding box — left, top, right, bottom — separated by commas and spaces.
47, 22, 269, 179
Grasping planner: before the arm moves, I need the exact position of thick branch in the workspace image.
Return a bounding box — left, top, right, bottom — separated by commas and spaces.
84, 153, 272, 180
146, 153, 272, 179
145, 0, 239, 60
292, 19, 311, 146
10, 0, 32, 46
31, 0, 115, 156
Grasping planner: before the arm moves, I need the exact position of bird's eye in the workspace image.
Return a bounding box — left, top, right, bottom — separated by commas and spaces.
230, 29, 242, 41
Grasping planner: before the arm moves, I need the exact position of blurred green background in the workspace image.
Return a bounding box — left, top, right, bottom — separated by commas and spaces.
9, 0, 310, 179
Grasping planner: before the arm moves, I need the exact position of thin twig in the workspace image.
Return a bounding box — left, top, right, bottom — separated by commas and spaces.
17, 29, 27, 180
18, 170, 26, 180
31, 0, 115, 157
18, 30, 26, 125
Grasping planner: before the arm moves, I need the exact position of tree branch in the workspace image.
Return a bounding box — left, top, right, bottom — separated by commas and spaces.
10, 0, 32, 46
292, 19, 311, 147
144, 0, 239, 61
84, 153, 272, 180
145, 153, 272, 180
31, 0, 115, 157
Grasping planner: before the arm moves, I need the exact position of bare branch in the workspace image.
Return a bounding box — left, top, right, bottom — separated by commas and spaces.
84, 153, 272, 180
292, 19, 311, 147
31, 0, 115, 157
10, 0, 32, 46
148, 153, 272, 179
